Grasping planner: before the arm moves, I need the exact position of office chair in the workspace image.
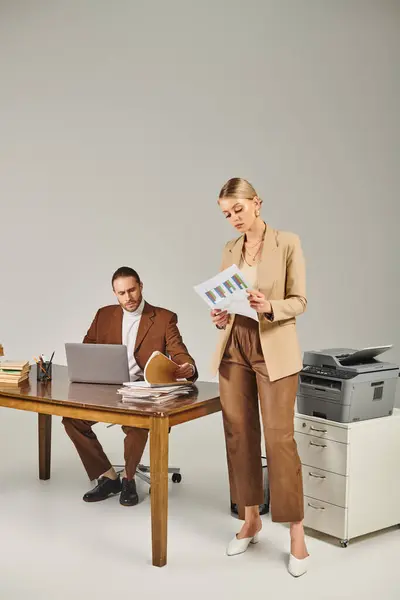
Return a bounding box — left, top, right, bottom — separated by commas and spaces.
108, 424, 182, 492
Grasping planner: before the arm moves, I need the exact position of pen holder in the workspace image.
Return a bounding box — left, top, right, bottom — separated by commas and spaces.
37, 361, 52, 382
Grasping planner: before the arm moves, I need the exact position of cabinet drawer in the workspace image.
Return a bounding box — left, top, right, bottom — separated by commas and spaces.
295, 416, 349, 444
302, 466, 347, 507
295, 432, 348, 475
304, 496, 347, 539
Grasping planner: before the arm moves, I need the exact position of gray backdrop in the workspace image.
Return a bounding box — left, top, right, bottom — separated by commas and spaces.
1, 0, 399, 404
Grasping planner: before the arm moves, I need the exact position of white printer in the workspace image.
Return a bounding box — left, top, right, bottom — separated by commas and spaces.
297, 345, 399, 423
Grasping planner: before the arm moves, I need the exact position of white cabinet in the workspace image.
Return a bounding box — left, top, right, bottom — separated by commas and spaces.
294, 409, 400, 546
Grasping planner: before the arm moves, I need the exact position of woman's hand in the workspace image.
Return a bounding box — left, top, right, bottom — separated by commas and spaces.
247, 289, 272, 314
211, 308, 230, 329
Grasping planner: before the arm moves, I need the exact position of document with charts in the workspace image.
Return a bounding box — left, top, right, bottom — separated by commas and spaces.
194, 265, 258, 321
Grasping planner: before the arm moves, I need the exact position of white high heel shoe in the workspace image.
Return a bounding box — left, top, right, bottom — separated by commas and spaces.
288, 554, 309, 577
226, 531, 260, 556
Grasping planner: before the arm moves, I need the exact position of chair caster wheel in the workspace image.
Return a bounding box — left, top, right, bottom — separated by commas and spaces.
172, 473, 182, 483
340, 539, 349, 548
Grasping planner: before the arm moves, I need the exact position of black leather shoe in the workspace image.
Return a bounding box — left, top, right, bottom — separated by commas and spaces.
83, 475, 122, 502
120, 478, 139, 507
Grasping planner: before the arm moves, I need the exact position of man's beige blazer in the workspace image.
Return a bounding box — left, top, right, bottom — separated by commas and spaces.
211, 225, 307, 382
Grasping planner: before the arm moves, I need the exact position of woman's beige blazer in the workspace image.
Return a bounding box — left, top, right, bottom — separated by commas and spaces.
212, 225, 307, 381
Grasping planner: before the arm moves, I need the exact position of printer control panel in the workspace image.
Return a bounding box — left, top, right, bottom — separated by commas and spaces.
301, 365, 357, 379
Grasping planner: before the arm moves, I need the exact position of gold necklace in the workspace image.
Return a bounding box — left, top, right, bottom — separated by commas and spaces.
243, 224, 266, 263
242, 241, 264, 264
245, 238, 263, 249
245, 223, 267, 248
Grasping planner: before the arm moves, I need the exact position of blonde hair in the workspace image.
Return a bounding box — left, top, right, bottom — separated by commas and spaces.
219, 177, 258, 201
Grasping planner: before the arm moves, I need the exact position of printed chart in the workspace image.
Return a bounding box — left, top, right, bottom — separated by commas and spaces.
194, 265, 258, 321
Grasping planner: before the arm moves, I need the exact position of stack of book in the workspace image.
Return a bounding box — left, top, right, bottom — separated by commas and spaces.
0, 361, 31, 385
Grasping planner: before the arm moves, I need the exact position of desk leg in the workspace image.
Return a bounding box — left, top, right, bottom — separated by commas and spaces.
150, 416, 169, 567
38, 413, 52, 480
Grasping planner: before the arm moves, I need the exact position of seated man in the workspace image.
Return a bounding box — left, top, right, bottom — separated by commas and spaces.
63, 266, 197, 506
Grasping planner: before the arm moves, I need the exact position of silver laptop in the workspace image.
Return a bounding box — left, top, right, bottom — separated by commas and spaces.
65, 343, 129, 384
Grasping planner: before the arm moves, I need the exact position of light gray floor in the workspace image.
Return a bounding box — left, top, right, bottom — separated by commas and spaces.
1, 407, 399, 600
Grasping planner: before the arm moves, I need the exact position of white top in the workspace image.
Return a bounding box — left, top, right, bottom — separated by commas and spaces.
239, 257, 258, 288
122, 297, 145, 381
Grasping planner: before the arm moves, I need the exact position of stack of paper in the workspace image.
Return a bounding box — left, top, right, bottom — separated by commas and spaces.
117, 350, 194, 404
0, 361, 30, 385
118, 381, 193, 404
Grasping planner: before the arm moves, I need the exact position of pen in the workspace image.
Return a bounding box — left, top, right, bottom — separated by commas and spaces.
34, 357, 48, 376
45, 351, 55, 376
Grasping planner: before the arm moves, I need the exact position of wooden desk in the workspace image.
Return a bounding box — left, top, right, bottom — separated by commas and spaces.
0, 365, 221, 567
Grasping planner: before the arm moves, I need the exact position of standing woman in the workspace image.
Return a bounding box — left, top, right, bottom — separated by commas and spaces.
211, 178, 309, 577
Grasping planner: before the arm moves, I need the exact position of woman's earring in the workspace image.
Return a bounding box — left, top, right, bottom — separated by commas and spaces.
255, 209, 260, 217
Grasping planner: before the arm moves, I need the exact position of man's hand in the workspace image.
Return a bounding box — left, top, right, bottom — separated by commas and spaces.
247, 289, 272, 314
174, 363, 195, 379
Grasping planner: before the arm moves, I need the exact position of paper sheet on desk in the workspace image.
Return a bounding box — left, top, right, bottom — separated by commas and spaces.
194, 264, 258, 322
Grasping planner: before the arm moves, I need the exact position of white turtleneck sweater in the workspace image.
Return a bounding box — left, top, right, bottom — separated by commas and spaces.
122, 297, 145, 381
